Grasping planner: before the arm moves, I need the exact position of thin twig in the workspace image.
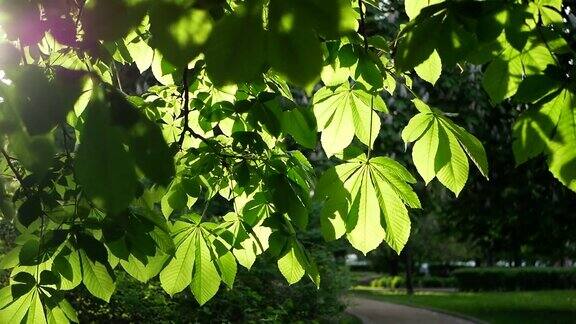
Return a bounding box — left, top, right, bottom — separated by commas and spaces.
112, 61, 125, 94
19, 40, 29, 65
358, 0, 370, 52
0, 148, 29, 194
178, 68, 192, 148
534, 22, 561, 66
74, 0, 85, 30
367, 95, 374, 160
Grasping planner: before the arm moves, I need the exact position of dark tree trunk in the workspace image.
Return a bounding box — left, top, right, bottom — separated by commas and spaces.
404, 246, 414, 295
486, 249, 495, 267
390, 257, 400, 276
509, 246, 521, 267
475, 258, 482, 268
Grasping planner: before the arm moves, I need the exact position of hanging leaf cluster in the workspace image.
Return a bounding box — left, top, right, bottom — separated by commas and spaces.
0, 0, 573, 321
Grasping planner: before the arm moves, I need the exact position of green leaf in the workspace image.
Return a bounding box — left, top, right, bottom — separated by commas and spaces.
82, 0, 144, 42
0, 247, 21, 270
149, 3, 213, 67
441, 117, 489, 178
268, 28, 323, 90
316, 163, 360, 241
205, 13, 266, 86
515, 74, 561, 104
411, 119, 439, 184
435, 126, 469, 196
8, 132, 55, 177
216, 251, 237, 289
46, 304, 70, 324
120, 252, 168, 283
52, 250, 82, 290
7, 66, 79, 135
17, 195, 41, 227
19, 238, 40, 266
79, 250, 116, 302
159, 220, 225, 304
110, 92, 175, 186
233, 224, 271, 270
513, 90, 566, 165
414, 50, 442, 85
191, 231, 221, 305
483, 45, 555, 103
435, 14, 478, 68
57, 299, 78, 323
159, 224, 196, 296
401, 113, 433, 144
395, 14, 442, 72
268, 0, 356, 39
321, 56, 350, 87
75, 92, 138, 214
548, 144, 576, 192
505, 6, 531, 50
277, 239, 306, 285
531, 0, 563, 25
222, 212, 271, 270
347, 167, 385, 254
371, 166, 412, 254
482, 55, 515, 103
0, 289, 34, 324
354, 54, 384, 90
26, 289, 46, 324
125, 33, 154, 73
267, 174, 309, 230
405, 0, 444, 20
281, 107, 317, 149
318, 157, 419, 255
403, 101, 489, 194
151, 50, 177, 86
161, 179, 190, 219
313, 84, 383, 156
370, 157, 420, 208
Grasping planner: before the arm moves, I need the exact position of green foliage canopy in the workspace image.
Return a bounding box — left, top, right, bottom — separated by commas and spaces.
0, 0, 574, 321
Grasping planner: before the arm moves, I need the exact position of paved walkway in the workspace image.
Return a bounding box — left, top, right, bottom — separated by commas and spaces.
346, 296, 476, 324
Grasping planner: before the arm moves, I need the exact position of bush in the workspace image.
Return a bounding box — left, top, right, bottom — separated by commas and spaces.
68, 248, 352, 323
427, 264, 462, 277
369, 275, 456, 289
453, 267, 576, 291
370, 275, 405, 289
415, 276, 457, 288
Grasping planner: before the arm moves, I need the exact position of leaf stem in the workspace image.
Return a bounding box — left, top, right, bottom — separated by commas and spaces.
367, 95, 374, 160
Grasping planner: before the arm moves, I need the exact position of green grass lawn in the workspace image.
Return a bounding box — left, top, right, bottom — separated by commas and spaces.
353, 287, 576, 324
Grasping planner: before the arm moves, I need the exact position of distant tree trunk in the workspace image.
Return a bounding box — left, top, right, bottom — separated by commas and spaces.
475, 258, 482, 268
486, 249, 495, 267
514, 253, 522, 267
390, 257, 400, 276
404, 246, 414, 295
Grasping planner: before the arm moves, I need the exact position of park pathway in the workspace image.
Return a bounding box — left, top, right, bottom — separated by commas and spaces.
346, 296, 476, 324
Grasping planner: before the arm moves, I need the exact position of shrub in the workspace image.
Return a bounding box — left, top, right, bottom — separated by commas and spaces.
369, 275, 405, 289
414, 276, 457, 288
68, 248, 352, 323
453, 267, 576, 291
369, 275, 457, 289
